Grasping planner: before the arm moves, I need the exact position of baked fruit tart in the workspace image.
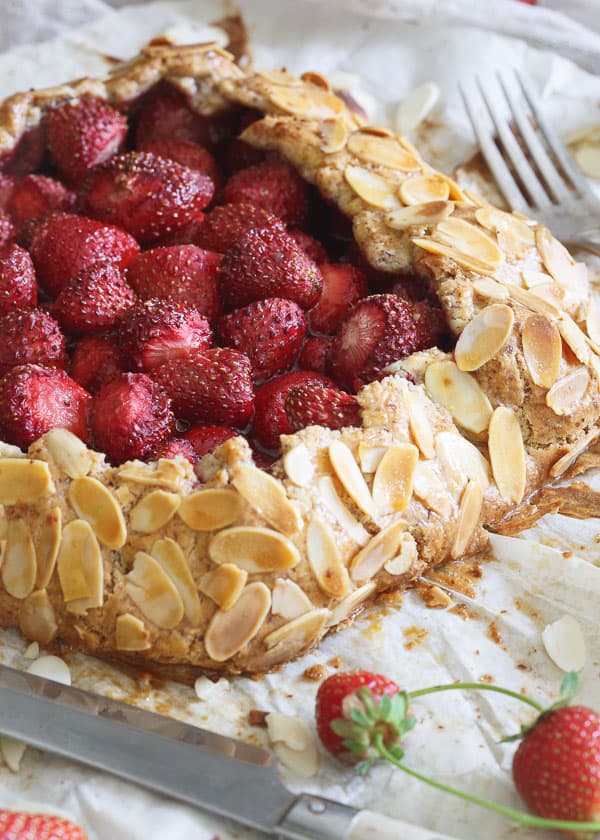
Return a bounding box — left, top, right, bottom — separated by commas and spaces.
0, 40, 597, 680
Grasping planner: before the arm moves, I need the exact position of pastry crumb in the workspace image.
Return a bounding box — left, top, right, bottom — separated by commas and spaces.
302, 664, 327, 681
248, 709, 269, 727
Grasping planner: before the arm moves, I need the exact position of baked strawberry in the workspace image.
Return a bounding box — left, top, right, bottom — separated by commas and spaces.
285, 383, 361, 432
251, 371, 337, 450
411, 300, 448, 349
29, 213, 139, 298
117, 299, 212, 371
0, 174, 16, 210
0, 308, 66, 376
70, 335, 126, 394
218, 227, 322, 310
151, 347, 254, 427
151, 435, 199, 464
47, 94, 127, 184
89, 372, 173, 464
195, 203, 284, 254
3, 124, 46, 176
134, 82, 208, 147
222, 161, 309, 228
0, 809, 89, 840
223, 138, 265, 174
298, 336, 332, 374
7, 174, 74, 230
0, 210, 15, 248
139, 138, 220, 187
289, 228, 327, 264
307, 263, 368, 335
0, 244, 37, 314
125, 245, 221, 321
218, 297, 307, 383
184, 424, 238, 457
79, 151, 215, 245
53, 262, 136, 335
0, 364, 91, 449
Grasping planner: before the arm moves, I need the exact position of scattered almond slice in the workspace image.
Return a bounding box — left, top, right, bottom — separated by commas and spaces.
264, 609, 327, 650
521, 314, 562, 390
177, 488, 242, 531
384, 532, 418, 575
521, 269, 553, 289
0, 459, 53, 505
26, 655, 71, 685
385, 200, 454, 230
209, 526, 300, 572
3, 519, 36, 600
125, 551, 184, 630
372, 443, 418, 514
558, 316, 590, 365
472, 278, 509, 302
435, 431, 490, 496
347, 131, 420, 171
204, 582, 271, 662
488, 407, 526, 505
404, 387, 435, 458
318, 476, 370, 545
451, 479, 484, 559
18, 590, 58, 646
504, 282, 561, 318
546, 367, 590, 416
357, 444, 387, 474
475, 207, 535, 247
424, 360, 492, 434
23, 641, 39, 660
412, 461, 453, 518
395, 82, 440, 132
68, 476, 127, 550
199, 564, 247, 611
344, 165, 400, 210
115, 613, 151, 651
194, 676, 230, 701
271, 578, 313, 619
542, 614, 586, 672
231, 464, 301, 536
42, 429, 94, 478
434, 218, 504, 268
268, 85, 345, 119
350, 520, 408, 582
0, 737, 27, 773
151, 537, 201, 626
319, 119, 349, 154
306, 518, 350, 598
535, 226, 575, 289
266, 714, 320, 777
412, 237, 497, 275
455, 304, 514, 372
328, 440, 377, 518
586, 298, 600, 346
57, 519, 103, 614
326, 581, 376, 627
35, 507, 61, 590
129, 490, 180, 534
573, 143, 600, 179
283, 444, 315, 487
399, 174, 449, 206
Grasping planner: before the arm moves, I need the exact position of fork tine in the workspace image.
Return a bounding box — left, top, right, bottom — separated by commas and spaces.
475, 75, 552, 210
459, 81, 529, 214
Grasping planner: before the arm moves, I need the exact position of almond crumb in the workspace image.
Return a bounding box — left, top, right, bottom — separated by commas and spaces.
248, 709, 269, 727
302, 664, 327, 681
416, 583, 452, 609
479, 674, 494, 684
327, 656, 342, 668
403, 625, 428, 649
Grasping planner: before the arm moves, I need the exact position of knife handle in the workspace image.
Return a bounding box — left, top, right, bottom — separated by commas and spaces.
348, 809, 461, 839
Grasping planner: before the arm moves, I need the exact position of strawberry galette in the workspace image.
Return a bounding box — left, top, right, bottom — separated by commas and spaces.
0, 41, 597, 678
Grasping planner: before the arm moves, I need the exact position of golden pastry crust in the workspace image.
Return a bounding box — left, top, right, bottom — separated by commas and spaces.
0, 41, 598, 679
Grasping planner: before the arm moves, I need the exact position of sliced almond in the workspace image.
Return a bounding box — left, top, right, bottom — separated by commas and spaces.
3, 520, 36, 600
395, 82, 440, 132
115, 613, 151, 651
267, 716, 320, 778
344, 165, 400, 210
399, 174, 449, 206
204, 582, 271, 662
57, 519, 104, 613
326, 581, 376, 627
347, 131, 420, 171
178, 488, 242, 531
68, 476, 127, 550
521, 314, 562, 389
318, 476, 370, 545
550, 429, 599, 478
385, 200, 454, 231
0, 736, 26, 773
125, 551, 184, 630
455, 304, 514, 372
542, 614, 586, 672
488, 407, 526, 504
412, 237, 496, 275
536, 226, 574, 287
283, 444, 315, 487
504, 282, 562, 318
328, 440, 376, 518
574, 143, 600, 179
35, 507, 61, 589
271, 578, 313, 619
424, 360, 492, 433
301, 71, 331, 91
199, 564, 247, 611
405, 387, 435, 459
259, 69, 301, 87
435, 431, 490, 497
521, 269, 554, 289
26, 654, 71, 685
117, 460, 190, 491
558, 316, 590, 365
434, 218, 503, 268
24, 641, 39, 659
306, 518, 351, 598
546, 367, 590, 416
475, 207, 535, 247
0, 459, 53, 505
269, 85, 345, 119
231, 464, 300, 536
151, 538, 201, 625
384, 531, 418, 575
586, 298, 600, 346
372, 444, 418, 514
357, 444, 388, 474
462, 188, 492, 208
412, 461, 453, 518
265, 608, 328, 651
209, 526, 300, 572
129, 490, 180, 534
451, 479, 484, 559
18, 590, 57, 645
319, 119, 348, 154
41, 429, 94, 478
350, 520, 408, 582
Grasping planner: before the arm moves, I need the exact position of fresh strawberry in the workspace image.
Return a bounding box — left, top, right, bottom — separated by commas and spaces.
89, 372, 173, 464
218, 227, 322, 310
218, 297, 307, 383
7, 174, 74, 231
53, 262, 136, 335
288, 228, 327, 264
298, 336, 332, 374
29, 212, 139, 298
222, 161, 309, 228
0, 244, 37, 314
79, 151, 215, 245
0, 210, 15, 248
47, 94, 127, 184
251, 371, 337, 450
139, 139, 221, 187
150, 347, 254, 427
285, 383, 361, 432
125, 245, 222, 321
223, 138, 265, 174
0, 308, 66, 377
0, 364, 91, 449
117, 299, 212, 371
3, 124, 46, 175
195, 203, 284, 254
184, 424, 238, 457
0, 174, 16, 210
70, 335, 126, 394
307, 263, 368, 335
134, 82, 209, 147
151, 435, 199, 464
0, 808, 89, 840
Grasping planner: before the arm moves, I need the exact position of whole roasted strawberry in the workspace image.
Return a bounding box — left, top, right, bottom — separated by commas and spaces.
0, 308, 66, 377
285, 383, 361, 432
53, 262, 137, 335
139, 138, 220, 187
222, 161, 309, 228
7, 174, 74, 231
184, 424, 238, 458
70, 335, 126, 394
134, 82, 209, 147
0, 244, 37, 314
3, 124, 46, 176
0, 210, 15, 248
0, 174, 16, 210
151, 436, 200, 464
298, 336, 332, 375
0, 809, 89, 840
307, 262, 368, 335
288, 228, 327, 264
195, 203, 284, 254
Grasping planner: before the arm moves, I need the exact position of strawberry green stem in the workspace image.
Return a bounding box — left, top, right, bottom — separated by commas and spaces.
408, 682, 544, 713
374, 733, 600, 832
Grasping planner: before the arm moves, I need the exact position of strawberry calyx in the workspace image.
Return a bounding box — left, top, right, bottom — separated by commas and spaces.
501, 671, 580, 743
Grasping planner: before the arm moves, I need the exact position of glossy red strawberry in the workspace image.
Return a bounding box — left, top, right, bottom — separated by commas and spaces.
139, 139, 221, 187
195, 203, 284, 254
70, 335, 126, 394
184, 424, 238, 458
79, 151, 215, 245
134, 82, 209, 147
218, 297, 307, 383
117, 299, 212, 371
3, 124, 46, 176
7, 174, 74, 230
0, 244, 37, 314
152, 435, 199, 464
150, 347, 254, 427
0, 808, 89, 840
307, 263, 368, 335
0, 364, 91, 449
298, 335, 332, 374
289, 228, 327, 264
222, 161, 309, 228
125, 245, 222, 322
285, 383, 361, 432
0, 174, 16, 210
0, 308, 66, 377
411, 300, 448, 350
218, 227, 322, 310
89, 372, 173, 464
53, 262, 137, 335
0, 210, 15, 248
29, 213, 139, 298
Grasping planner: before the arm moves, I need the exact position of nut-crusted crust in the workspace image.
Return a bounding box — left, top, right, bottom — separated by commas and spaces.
0, 42, 599, 679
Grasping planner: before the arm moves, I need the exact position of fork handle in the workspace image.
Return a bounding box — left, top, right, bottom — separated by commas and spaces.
566, 228, 600, 257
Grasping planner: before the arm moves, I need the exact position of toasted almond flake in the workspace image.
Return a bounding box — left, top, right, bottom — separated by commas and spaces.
412, 237, 496, 275
435, 431, 490, 497
3, 520, 36, 600
472, 278, 509, 302
178, 488, 242, 531
488, 407, 526, 504
435, 218, 504, 267
18, 590, 57, 646
301, 71, 331, 90
455, 304, 514, 372
372, 444, 418, 514
357, 444, 388, 473
395, 82, 440, 132
57, 519, 104, 613
209, 526, 300, 572
558, 316, 590, 365
385, 200, 454, 230
35, 507, 61, 589
350, 520, 408, 582
550, 430, 599, 477
586, 298, 600, 346
536, 226, 574, 287
475, 207, 535, 247
542, 614, 586, 672
231, 464, 300, 536
546, 367, 590, 416
326, 581, 376, 627
115, 613, 151, 651
397, 134, 422, 161
463, 188, 492, 208
125, 551, 184, 630
271, 578, 313, 619
319, 119, 348, 154
283, 444, 315, 487
521, 269, 554, 289
0, 737, 26, 772
129, 490, 180, 533
151, 538, 201, 625
412, 461, 453, 517
199, 564, 247, 611
23, 641, 39, 659
204, 582, 271, 662
424, 360, 492, 433
259, 69, 301, 87
574, 143, 600, 179
318, 476, 370, 545
266, 713, 312, 750
504, 282, 561, 318
27, 654, 71, 685
264, 608, 328, 651
384, 532, 418, 575
41, 429, 94, 479
270, 735, 320, 778
306, 519, 351, 598
269, 85, 345, 119
0, 505, 6, 540
440, 174, 469, 201
117, 460, 189, 491
521, 314, 562, 390
347, 131, 420, 171
328, 440, 376, 518
194, 676, 230, 701
399, 174, 449, 206
451, 479, 484, 559
344, 165, 400, 210
68, 476, 127, 550
0, 459, 53, 505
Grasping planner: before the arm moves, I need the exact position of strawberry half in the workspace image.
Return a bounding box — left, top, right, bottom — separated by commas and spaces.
298, 336, 332, 375
195, 203, 284, 254
139, 139, 221, 187
3, 124, 46, 176
0, 809, 89, 840
289, 228, 327, 264
0, 308, 66, 377
218, 297, 307, 383
0, 364, 91, 449
222, 161, 309, 228
0, 210, 15, 248
285, 383, 361, 432
0, 244, 37, 314
7, 174, 74, 231
89, 372, 173, 464
70, 335, 126, 394
0, 174, 16, 210
152, 436, 199, 464
307, 263, 368, 335
134, 82, 209, 147
79, 151, 215, 245
184, 424, 238, 457
53, 262, 137, 335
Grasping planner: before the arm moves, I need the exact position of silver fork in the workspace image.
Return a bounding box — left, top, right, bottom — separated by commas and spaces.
460, 70, 600, 255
